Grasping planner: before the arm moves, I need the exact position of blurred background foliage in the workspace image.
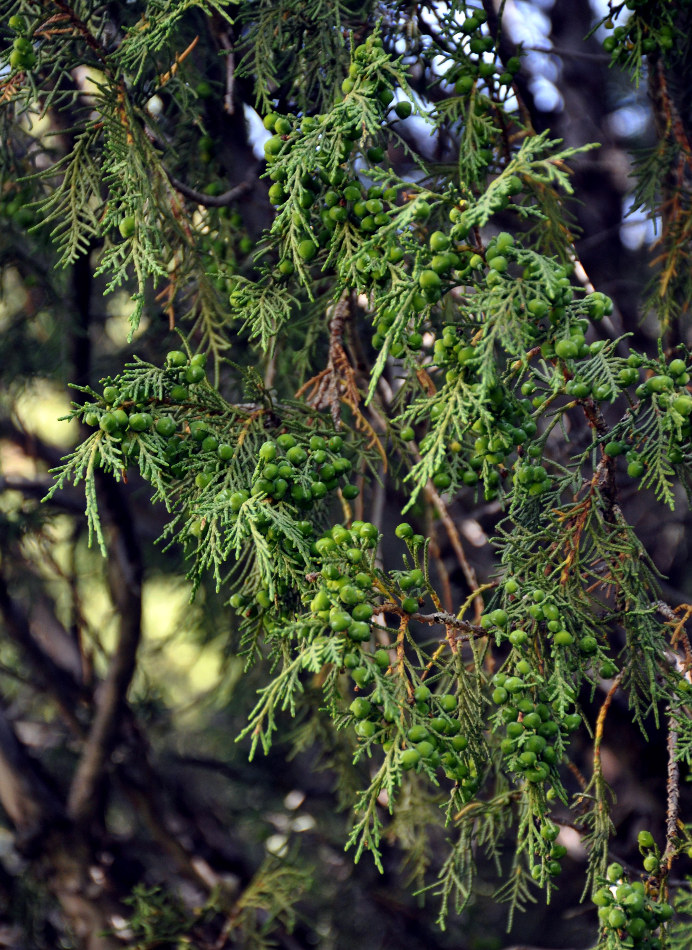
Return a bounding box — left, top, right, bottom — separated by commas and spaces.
0, 1, 691, 948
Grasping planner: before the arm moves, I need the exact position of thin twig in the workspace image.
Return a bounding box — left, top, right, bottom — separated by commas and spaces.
396, 614, 413, 701
423, 479, 484, 622
592, 672, 624, 783
157, 35, 199, 88
163, 167, 256, 206
218, 29, 236, 114
380, 603, 484, 635
662, 710, 681, 871
524, 44, 611, 62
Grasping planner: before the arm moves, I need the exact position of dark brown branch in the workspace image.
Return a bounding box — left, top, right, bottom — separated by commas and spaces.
164, 167, 256, 206
0, 418, 64, 468
66, 611, 141, 822
217, 27, 236, 114
524, 44, 611, 62
67, 479, 143, 825
0, 474, 87, 514
0, 575, 85, 732
0, 702, 63, 840
0, 704, 125, 949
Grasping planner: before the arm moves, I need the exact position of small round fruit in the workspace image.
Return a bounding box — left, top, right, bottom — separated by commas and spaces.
166, 350, 188, 368
155, 417, 177, 437
419, 269, 442, 292
297, 239, 318, 261
100, 413, 119, 434
432, 472, 452, 490
102, 385, 120, 404
637, 830, 655, 849
607, 907, 627, 930
355, 719, 376, 738
626, 918, 646, 941
429, 230, 450, 252
118, 216, 135, 239
128, 412, 153, 432
604, 441, 624, 457
350, 698, 372, 719
554, 339, 578, 360
329, 611, 352, 632
259, 441, 277, 461
286, 445, 307, 465
264, 135, 283, 159
229, 491, 248, 511
673, 394, 692, 416
185, 362, 206, 384
348, 621, 371, 641
400, 748, 421, 770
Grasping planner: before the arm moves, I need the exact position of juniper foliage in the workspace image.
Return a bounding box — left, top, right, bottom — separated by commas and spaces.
2, 0, 692, 948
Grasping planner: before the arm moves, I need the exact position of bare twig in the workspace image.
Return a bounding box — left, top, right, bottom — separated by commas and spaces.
217, 29, 236, 114
591, 672, 624, 791
163, 167, 256, 206
524, 44, 611, 62
662, 710, 681, 872
422, 479, 484, 622
380, 602, 484, 636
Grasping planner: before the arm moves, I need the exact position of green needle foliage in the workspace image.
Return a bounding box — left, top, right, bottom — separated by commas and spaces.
3, 0, 692, 946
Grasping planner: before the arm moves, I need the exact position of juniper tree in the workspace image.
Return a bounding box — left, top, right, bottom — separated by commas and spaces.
2, 0, 692, 948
